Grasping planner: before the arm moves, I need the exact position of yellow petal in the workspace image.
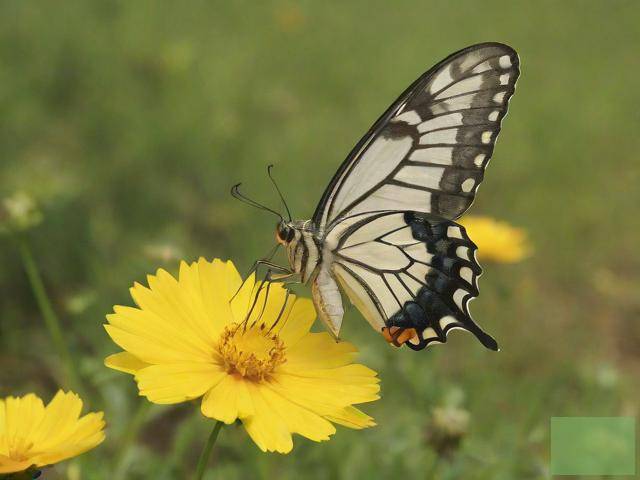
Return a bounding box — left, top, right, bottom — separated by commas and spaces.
135, 363, 226, 404
0, 454, 31, 474
33, 391, 83, 449
275, 297, 316, 346
272, 365, 380, 409
241, 383, 294, 453
33, 412, 105, 466
324, 406, 376, 429
285, 333, 359, 369
104, 352, 150, 374
200, 374, 254, 424
241, 382, 338, 453
458, 215, 532, 263
0, 391, 104, 471
104, 323, 210, 364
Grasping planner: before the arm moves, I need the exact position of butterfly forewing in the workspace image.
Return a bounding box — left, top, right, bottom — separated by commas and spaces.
313, 43, 520, 232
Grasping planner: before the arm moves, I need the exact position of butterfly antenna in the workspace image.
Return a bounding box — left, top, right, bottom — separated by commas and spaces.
231, 183, 283, 221
267, 165, 292, 221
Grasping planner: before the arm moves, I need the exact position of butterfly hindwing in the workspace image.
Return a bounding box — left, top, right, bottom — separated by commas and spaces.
326, 210, 497, 350
313, 43, 519, 232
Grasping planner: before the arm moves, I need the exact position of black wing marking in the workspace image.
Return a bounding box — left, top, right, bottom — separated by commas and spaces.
329, 211, 497, 351
312, 42, 520, 233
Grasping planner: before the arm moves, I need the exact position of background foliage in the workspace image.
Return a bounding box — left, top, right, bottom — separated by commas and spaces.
1, 1, 639, 478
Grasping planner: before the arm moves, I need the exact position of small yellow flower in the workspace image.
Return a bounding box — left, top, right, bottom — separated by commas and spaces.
0, 391, 105, 475
458, 215, 532, 263
104, 258, 379, 453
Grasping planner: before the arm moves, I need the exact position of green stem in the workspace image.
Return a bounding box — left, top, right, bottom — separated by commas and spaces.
194, 421, 224, 480
426, 455, 441, 479
17, 237, 85, 395
112, 402, 151, 477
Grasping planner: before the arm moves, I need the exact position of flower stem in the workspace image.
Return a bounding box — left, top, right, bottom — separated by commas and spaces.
17, 237, 85, 395
112, 402, 151, 478
194, 421, 224, 480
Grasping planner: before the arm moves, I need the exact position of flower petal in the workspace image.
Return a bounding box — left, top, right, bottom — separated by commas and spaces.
241, 383, 293, 453
276, 298, 316, 346
135, 363, 226, 404
32, 391, 83, 449
324, 406, 376, 429
200, 374, 254, 424
104, 322, 210, 364
243, 382, 337, 452
271, 365, 380, 410
0, 454, 32, 474
104, 352, 150, 374
285, 332, 359, 369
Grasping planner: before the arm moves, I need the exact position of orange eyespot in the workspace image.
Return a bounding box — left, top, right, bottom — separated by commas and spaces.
382, 326, 417, 347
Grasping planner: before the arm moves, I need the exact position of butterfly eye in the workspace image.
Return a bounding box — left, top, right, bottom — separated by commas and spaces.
276, 223, 293, 244
285, 228, 295, 242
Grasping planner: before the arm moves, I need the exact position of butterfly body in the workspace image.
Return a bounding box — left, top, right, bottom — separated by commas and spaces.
272, 43, 519, 350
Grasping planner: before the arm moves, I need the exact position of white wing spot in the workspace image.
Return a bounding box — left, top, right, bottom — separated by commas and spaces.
488, 110, 500, 122
474, 154, 486, 167
418, 112, 464, 133
499, 55, 512, 68
453, 288, 467, 311
481, 131, 493, 144
396, 165, 444, 189
460, 266, 474, 285
471, 60, 492, 74
456, 246, 470, 260
409, 147, 454, 165
422, 327, 438, 340
394, 110, 422, 125
461, 178, 475, 192
420, 129, 458, 145
493, 91, 506, 103
499, 73, 510, 85
440, 315, 458, 329
447, 226, 463, 239
429, 64, 454, 95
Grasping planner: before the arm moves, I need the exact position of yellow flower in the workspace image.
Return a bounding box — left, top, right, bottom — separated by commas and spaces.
458, 215, 532, 263
104, 258, 379, 453
0, 391, 105, 474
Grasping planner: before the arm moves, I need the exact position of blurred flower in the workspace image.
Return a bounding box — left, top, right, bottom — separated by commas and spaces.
0, 391, 105, 475
274, 4, 306, 32
0, 192, 43, 235
64, 289, 97, 315
104, 258, 379, 453
143, 243, 185, 263
424, 406, 470, 458
458, 215, 532, 263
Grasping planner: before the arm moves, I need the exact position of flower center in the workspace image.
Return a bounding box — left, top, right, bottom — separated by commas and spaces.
217, 322, 286, 380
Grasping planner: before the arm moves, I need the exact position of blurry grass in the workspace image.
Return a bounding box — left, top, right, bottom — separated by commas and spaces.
1, 1, 640, 478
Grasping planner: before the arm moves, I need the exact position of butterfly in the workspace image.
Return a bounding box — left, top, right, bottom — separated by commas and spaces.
234, 43, 520, 350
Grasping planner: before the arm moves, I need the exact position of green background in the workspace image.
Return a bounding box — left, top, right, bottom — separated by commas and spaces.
550, 417, 635, 475
1, 1, 639, 479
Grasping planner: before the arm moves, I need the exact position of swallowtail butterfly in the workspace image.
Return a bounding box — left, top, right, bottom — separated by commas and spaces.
235, 43, 519, 350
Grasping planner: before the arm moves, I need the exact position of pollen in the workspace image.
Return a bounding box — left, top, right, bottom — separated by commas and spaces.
217, 322, 287, 380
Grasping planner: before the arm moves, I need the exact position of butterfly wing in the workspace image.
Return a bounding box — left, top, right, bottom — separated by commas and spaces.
312, 42, 520, 233
324, 210, 496, 350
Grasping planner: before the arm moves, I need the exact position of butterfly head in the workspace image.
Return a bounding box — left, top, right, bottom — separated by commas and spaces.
275, 221, 296, 245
